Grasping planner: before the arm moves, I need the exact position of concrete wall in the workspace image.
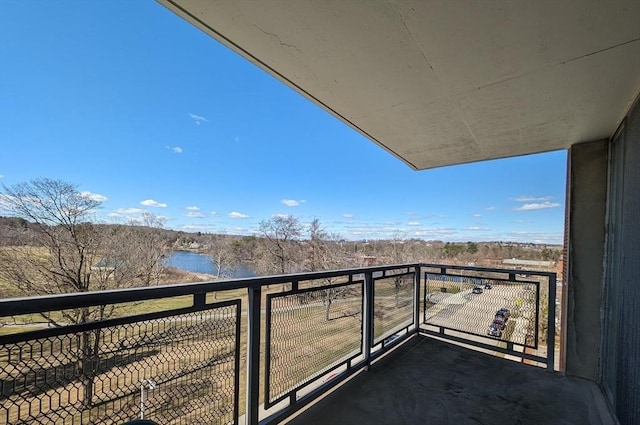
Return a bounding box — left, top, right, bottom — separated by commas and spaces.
565, 140, 608, 381
566, 95, 640, 425
611, 96, 640, 425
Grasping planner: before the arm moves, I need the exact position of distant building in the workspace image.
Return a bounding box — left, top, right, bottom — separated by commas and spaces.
502, 258, 554, 268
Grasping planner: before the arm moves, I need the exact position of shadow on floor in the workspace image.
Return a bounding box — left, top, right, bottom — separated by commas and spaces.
286, 335, 615, 425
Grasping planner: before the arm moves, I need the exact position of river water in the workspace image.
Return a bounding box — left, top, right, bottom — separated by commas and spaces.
162, 251, 256, 278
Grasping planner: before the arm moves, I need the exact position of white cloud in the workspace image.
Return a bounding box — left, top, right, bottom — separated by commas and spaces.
81, 191, 108, 202
210, 211, 217, 216
165, 145, 183, 154
515, 196, 553, 202
272, 213, 290, 219
124, 212, 168, 227
411, 227, 457, 237
140, 199, 167, 208
229, 211, 249, 219
485, 206, 495, 211
0, 194, 16, 211
502, 231, 564, 245
281, 199, 300, 207
515, 202, 561, 211
189, 112, 208, 125
336, 219, 462, 240
473, 214, 482, 217
181, 223, 217, 231
113, 208, 145, 214
465, 226, 490, 231
185, 206, 200, 211
0, 174, 4, 179
408, 221, 421, 226
185, 211, 205, 218
422, 214, 449, 220
342, 214, 354, 219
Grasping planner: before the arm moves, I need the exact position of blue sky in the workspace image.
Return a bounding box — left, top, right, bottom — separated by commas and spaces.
0, 1, 566, 244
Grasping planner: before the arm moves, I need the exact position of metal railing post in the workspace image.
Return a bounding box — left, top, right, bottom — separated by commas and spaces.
413, 265, 421, 333
363, 271, 374, 370
246, 285, 262, 425
547, 274, 557, 371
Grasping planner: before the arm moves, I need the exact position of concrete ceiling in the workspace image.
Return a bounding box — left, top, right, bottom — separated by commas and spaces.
159, 0, 640, 170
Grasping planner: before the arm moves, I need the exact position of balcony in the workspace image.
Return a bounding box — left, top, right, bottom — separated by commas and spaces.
289, 336, 611, 425
0, 264, 614, 424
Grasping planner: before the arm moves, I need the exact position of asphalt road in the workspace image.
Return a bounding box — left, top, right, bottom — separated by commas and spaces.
425, 284, 534, 345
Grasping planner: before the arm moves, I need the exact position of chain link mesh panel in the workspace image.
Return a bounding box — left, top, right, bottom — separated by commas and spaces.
265, 280, 362, 406
372, 272, 414, 344
423, 273, 539, 348
1, 301, 240, 425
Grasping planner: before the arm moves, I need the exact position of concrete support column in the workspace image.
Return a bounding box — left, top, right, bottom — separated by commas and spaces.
565, 139, 608, 381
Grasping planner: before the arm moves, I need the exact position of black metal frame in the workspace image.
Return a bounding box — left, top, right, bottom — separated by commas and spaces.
0, 298, 236, 345
420, 265, 556, 369
263, 278, 364, 409
0, 296, 241, 425
371, 269, 416, 346
0, 262, 557, 424
422, 272, 540, 349
0, 265, 422, 317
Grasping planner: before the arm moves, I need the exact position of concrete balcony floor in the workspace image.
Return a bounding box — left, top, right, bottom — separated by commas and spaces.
287, 336, 615, 425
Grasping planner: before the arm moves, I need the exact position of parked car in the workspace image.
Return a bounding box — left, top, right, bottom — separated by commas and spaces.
497, 308, 511, 319
493, 314, 506, 330
472, 286, 483, 294
487, 308, 511, 337
484, 283, 492, 289
487, 323, 502, 337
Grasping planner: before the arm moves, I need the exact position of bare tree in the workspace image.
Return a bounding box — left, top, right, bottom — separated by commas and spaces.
123, 215, 169, 286
0, 179, 104, 299
303, 219, 355, 321
0, 180, 167, 304
306, 218, 330, 272
382, 235, 414, 307
0, 178, 167, 406
230, 236, 258, 263
257, 215, 302, 275
201, 233, 239, 299
204, 233, 237, 280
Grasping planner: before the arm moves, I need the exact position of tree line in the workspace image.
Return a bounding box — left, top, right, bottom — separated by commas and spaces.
0, 178, 563, 302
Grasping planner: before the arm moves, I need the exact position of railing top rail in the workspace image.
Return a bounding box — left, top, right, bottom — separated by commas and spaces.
420, 262, 557, 278
0, 262, 556, 317
0, 263, 420, 317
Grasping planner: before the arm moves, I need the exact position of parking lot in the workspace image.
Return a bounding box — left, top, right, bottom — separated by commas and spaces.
425, 282, 534, 346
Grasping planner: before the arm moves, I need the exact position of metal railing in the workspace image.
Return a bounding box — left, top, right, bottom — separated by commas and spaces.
0, 296, 241, 425
420, 264, 557, 369
0, 263, 555, 424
